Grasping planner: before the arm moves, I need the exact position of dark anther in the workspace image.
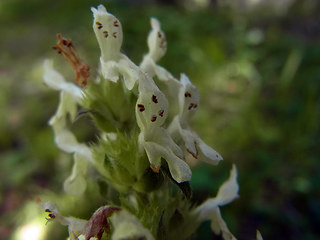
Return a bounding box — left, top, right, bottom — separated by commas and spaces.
184, 91, 192, 98
152, 95, 158, 103
45, 209, 52, 213
103, 31, 109, 38
114, 20, 119, 27
137, 104, 145, 112
48, 213, 56, 219
151, 115, 157, 122
158, 31, 162, 38
188, 103, 194, 110
158, 109, 164, 117
96, 21, 103, 29
112, 32, 117, 38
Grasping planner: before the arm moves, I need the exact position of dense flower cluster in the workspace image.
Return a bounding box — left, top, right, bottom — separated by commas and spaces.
42, 4, 261, 240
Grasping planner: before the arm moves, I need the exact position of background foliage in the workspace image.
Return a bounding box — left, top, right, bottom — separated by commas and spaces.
0, 0, 319, 239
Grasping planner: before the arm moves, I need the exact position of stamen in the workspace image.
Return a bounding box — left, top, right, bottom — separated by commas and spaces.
158, 109, 164, 117
151, 115, 157, 122
137, 104, 145, 112
152, 95, 158, 103
188, 103, 197, 110
184, 92, 192, 98
112, 32, 117, 38
96, 22, 103, 29
158, 31, 162, 38
113, 20, 119, 27
103, 31, 109, 38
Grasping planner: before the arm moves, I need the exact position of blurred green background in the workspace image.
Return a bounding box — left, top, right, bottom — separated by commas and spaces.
1, 0, 320, 239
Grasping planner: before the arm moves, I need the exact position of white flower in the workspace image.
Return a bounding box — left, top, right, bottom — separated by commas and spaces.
110, 210, 155, 240
168, 74, 223, 165
42, 201, 87, 240
192, 165, 239, 240
91, 4, 141, 90
136, 75, 191, 183
256, 230, 264, 240
43, 60, 93, 195
91, 5, 123, 62
139, 21, 223, 165
140, 18, 173, 81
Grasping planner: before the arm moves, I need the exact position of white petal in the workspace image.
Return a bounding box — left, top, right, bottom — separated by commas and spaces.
142, 138, 191, 183
49, 92, 78, 127
117, 56, 141, 90
192, 165, 239, 220
99, 59, 120, 82
216, 164, 239, 205
197, 138, 223, 165
135, 77, 169, 131
43, 60, 83, 99
100, 55, 140, 90
150, 18, 160, 30
147, 17, 167, 62
143, 141, 162, 170
154, 64, 173, 81
110, 210, 155, 240
168, 116, 197, 157
92, 4, 123, 62
256, 230, 263, 240
210, 207, 237, 240
63, 153, 88, 196
178, 73, 200, 121
66, 217, 88, 240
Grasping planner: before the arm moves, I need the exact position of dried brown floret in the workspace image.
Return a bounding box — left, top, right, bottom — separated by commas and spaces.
52, 33, 90, 87
82, 206, 121, 240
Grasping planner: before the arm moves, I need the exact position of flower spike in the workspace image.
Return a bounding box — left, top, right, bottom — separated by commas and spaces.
91, 4, 140, 90
91, 5, 123, 62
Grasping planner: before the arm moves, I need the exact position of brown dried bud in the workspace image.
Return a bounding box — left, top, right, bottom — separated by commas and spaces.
82, 206, 121, 240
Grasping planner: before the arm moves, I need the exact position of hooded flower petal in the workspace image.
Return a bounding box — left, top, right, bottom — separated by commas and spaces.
196, 137, 223, 164
256, 230, 263, 240
42, 201, 87, 240
167, 73, 223, 165
168, 115, 223, 165
178, 73, 200, 123
193, 165, 238, 220
43, 60, 83, 99
146, 18, 167, 62
209, 207, 237, 240
135, 75, 169, 133
92, 5, 140, 90
141, 136, 191, 183
43, 60, 93, 196
91, 5, 123, 62
63, 153, 89, 196
110, 210, 155, 240
192, 165, 238, 239
140, 18, 175, 83
135, 76, 190, 182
